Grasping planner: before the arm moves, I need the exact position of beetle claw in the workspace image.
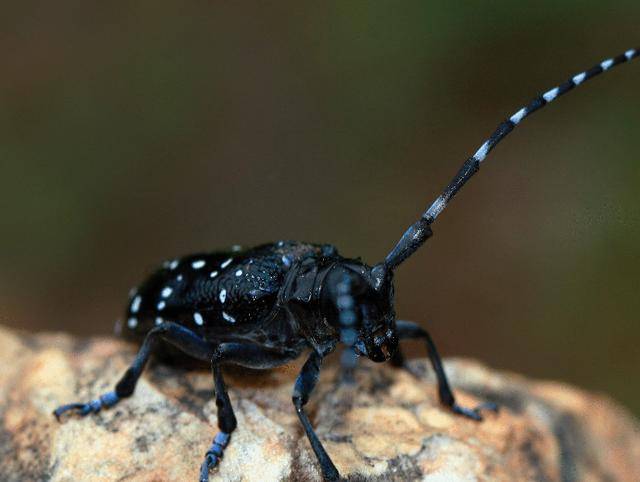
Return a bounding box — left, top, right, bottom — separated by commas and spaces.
199, 432, 230, 481
199, 454, 219, 482
452, 401, 499, 421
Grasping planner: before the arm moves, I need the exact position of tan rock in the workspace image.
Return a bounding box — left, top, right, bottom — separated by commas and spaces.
0, 325, 638, 481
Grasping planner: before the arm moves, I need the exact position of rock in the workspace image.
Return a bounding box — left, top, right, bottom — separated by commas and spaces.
0, 325, 638, 482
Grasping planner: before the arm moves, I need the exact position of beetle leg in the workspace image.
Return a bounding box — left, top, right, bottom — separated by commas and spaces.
53, 322, 213, 420
200, 354, 235, 482
395, 319, 498, 421
200, 343, 301, 482
293, 351, 339, 482
389, 346, 405, 367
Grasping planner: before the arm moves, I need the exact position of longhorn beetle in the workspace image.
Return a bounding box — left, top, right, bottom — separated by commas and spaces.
54, 48, 639, 481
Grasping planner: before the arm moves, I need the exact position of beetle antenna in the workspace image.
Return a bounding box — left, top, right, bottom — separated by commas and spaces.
383, 48, 639, 270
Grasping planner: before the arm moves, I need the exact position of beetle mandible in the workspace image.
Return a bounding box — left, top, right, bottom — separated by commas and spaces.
54, 47, 639, 481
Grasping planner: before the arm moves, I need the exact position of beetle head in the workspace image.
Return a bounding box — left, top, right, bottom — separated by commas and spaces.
324, 261, 398, 363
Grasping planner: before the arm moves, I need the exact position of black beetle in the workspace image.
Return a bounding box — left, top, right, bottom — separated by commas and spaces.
54, 47, 638, 481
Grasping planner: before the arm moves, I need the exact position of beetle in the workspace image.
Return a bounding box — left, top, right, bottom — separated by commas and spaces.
54, 48, 638, 481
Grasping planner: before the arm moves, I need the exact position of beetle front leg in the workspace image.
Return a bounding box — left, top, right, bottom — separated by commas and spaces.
388, 346, 405, 367
293, 351, 339, 481
395, 320, 498, 421
53, 322, 214, 420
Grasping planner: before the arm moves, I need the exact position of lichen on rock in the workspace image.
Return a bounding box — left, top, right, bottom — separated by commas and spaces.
0, 325, 638, 481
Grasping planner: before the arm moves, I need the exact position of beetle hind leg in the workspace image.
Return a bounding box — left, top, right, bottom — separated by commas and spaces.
53, 322, 214, 421
53, 391, 120, 420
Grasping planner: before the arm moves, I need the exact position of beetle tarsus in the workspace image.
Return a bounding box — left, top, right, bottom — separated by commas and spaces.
53, 391, 120, 421
451, 401, 499, 421
199, 432, 230, 482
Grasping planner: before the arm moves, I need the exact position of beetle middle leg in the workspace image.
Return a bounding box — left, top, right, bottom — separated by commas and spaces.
200, 342, 301, 482
53, 322, 214, 420
394, 320, 498, 421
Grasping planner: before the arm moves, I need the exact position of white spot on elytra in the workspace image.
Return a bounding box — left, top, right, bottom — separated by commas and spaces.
572, 72, 586, 85
157, 301, 166, 310
222, 311, 236, 323
161, 287, 173, 298
542, 87, 559, 102
600, 58, 614, 70
210, 271, 219, 278
221, 258, 233, 269
219, 289, 227, 303
131, 295, 141, 314
155, 317, 163, 326
127, 317, 138, 328
169, 259, 179, 270
191, 259, 205, 269
194, 312, 204, 325
235, 269, 242, 277
177, 275, 184, 282
282, 255, 291, 267
510, 107, 527, 125
625, 49, 635, 60
277, 240, 284, 247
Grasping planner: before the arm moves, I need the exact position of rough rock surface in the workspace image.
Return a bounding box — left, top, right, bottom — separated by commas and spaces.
0, 325, 638, 482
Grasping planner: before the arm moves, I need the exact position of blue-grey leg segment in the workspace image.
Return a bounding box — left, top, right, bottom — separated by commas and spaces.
199, 431, 230, 482
293, 351, 339, 481
395, 320, 498, 421
53, 391, 119, 419
53, 322, 214, 420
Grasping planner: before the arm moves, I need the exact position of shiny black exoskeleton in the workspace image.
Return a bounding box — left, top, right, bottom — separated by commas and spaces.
53, 47, 638, 481
53, 241, 492, 481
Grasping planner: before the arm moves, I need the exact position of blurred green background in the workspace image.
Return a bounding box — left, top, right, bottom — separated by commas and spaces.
1, 2, 639, 415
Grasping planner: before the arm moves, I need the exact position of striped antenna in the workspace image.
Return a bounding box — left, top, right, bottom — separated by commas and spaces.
384, 48, 639, 270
